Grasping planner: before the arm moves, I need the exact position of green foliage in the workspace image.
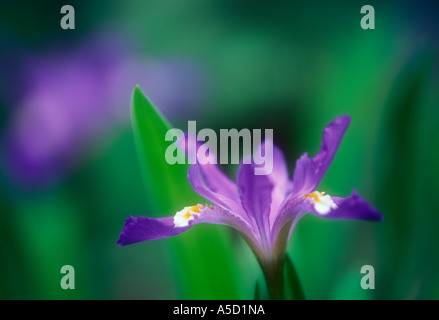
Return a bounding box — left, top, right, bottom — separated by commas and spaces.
131, 85, 195, 212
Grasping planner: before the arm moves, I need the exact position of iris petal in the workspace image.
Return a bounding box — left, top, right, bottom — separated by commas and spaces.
237, 162, 273, 246
188, 164, 249, 220
290, 153, 317, 195
117, 205, 256, 247
118, 216, 186, 246
309, 190, 383, 221
312, 115, 351, 183
180, 132, 241, 203
271, 189, 382, 248
257, 141, 290, 226
291, 115, 351, 195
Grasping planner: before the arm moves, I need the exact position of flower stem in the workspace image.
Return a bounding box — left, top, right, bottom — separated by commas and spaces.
259, 253, 306, 300
260, 256, 285, 300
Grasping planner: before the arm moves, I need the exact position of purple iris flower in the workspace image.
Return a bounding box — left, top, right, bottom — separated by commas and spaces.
118, 115, 382, 298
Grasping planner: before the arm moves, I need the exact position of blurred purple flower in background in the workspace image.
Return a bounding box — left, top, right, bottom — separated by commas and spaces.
1, 32, 205, 188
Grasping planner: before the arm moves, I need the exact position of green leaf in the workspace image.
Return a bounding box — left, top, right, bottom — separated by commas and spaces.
131, 85, 195, 213
130, 85, 242, 299
284, 254, 306, 300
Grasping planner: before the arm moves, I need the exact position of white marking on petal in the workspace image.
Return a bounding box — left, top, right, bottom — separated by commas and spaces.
173, 204, 217, 227
304, 191, 338, 215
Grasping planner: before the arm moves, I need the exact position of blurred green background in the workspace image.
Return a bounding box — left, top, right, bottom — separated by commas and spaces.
0, 0, 438, 299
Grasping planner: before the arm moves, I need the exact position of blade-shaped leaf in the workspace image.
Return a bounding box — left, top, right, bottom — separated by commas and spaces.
131, 85, 195, 212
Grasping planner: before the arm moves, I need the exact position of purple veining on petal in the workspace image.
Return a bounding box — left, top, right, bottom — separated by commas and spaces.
255, 141, 290, 226
237, 162, 274, 247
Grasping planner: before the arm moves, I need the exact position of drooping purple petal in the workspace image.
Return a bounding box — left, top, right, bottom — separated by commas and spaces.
118, 205, 256, 247
290, 115, 351, 195
271, 190, 382, 249
237, 162, 273, 247
307, 190, 383, 221
118, 216, 188, 246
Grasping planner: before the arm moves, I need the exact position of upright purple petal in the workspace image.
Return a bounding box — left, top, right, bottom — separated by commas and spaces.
270, 194, 307, 249
290, 153, 318, 195
187, 164, 249, 220
311, 115, 351, 183
200, 163, 241, 203
290, 116, 351, 195
256, 141, 290, 226
179, 132, 241, 203
237, 163, 273, 247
